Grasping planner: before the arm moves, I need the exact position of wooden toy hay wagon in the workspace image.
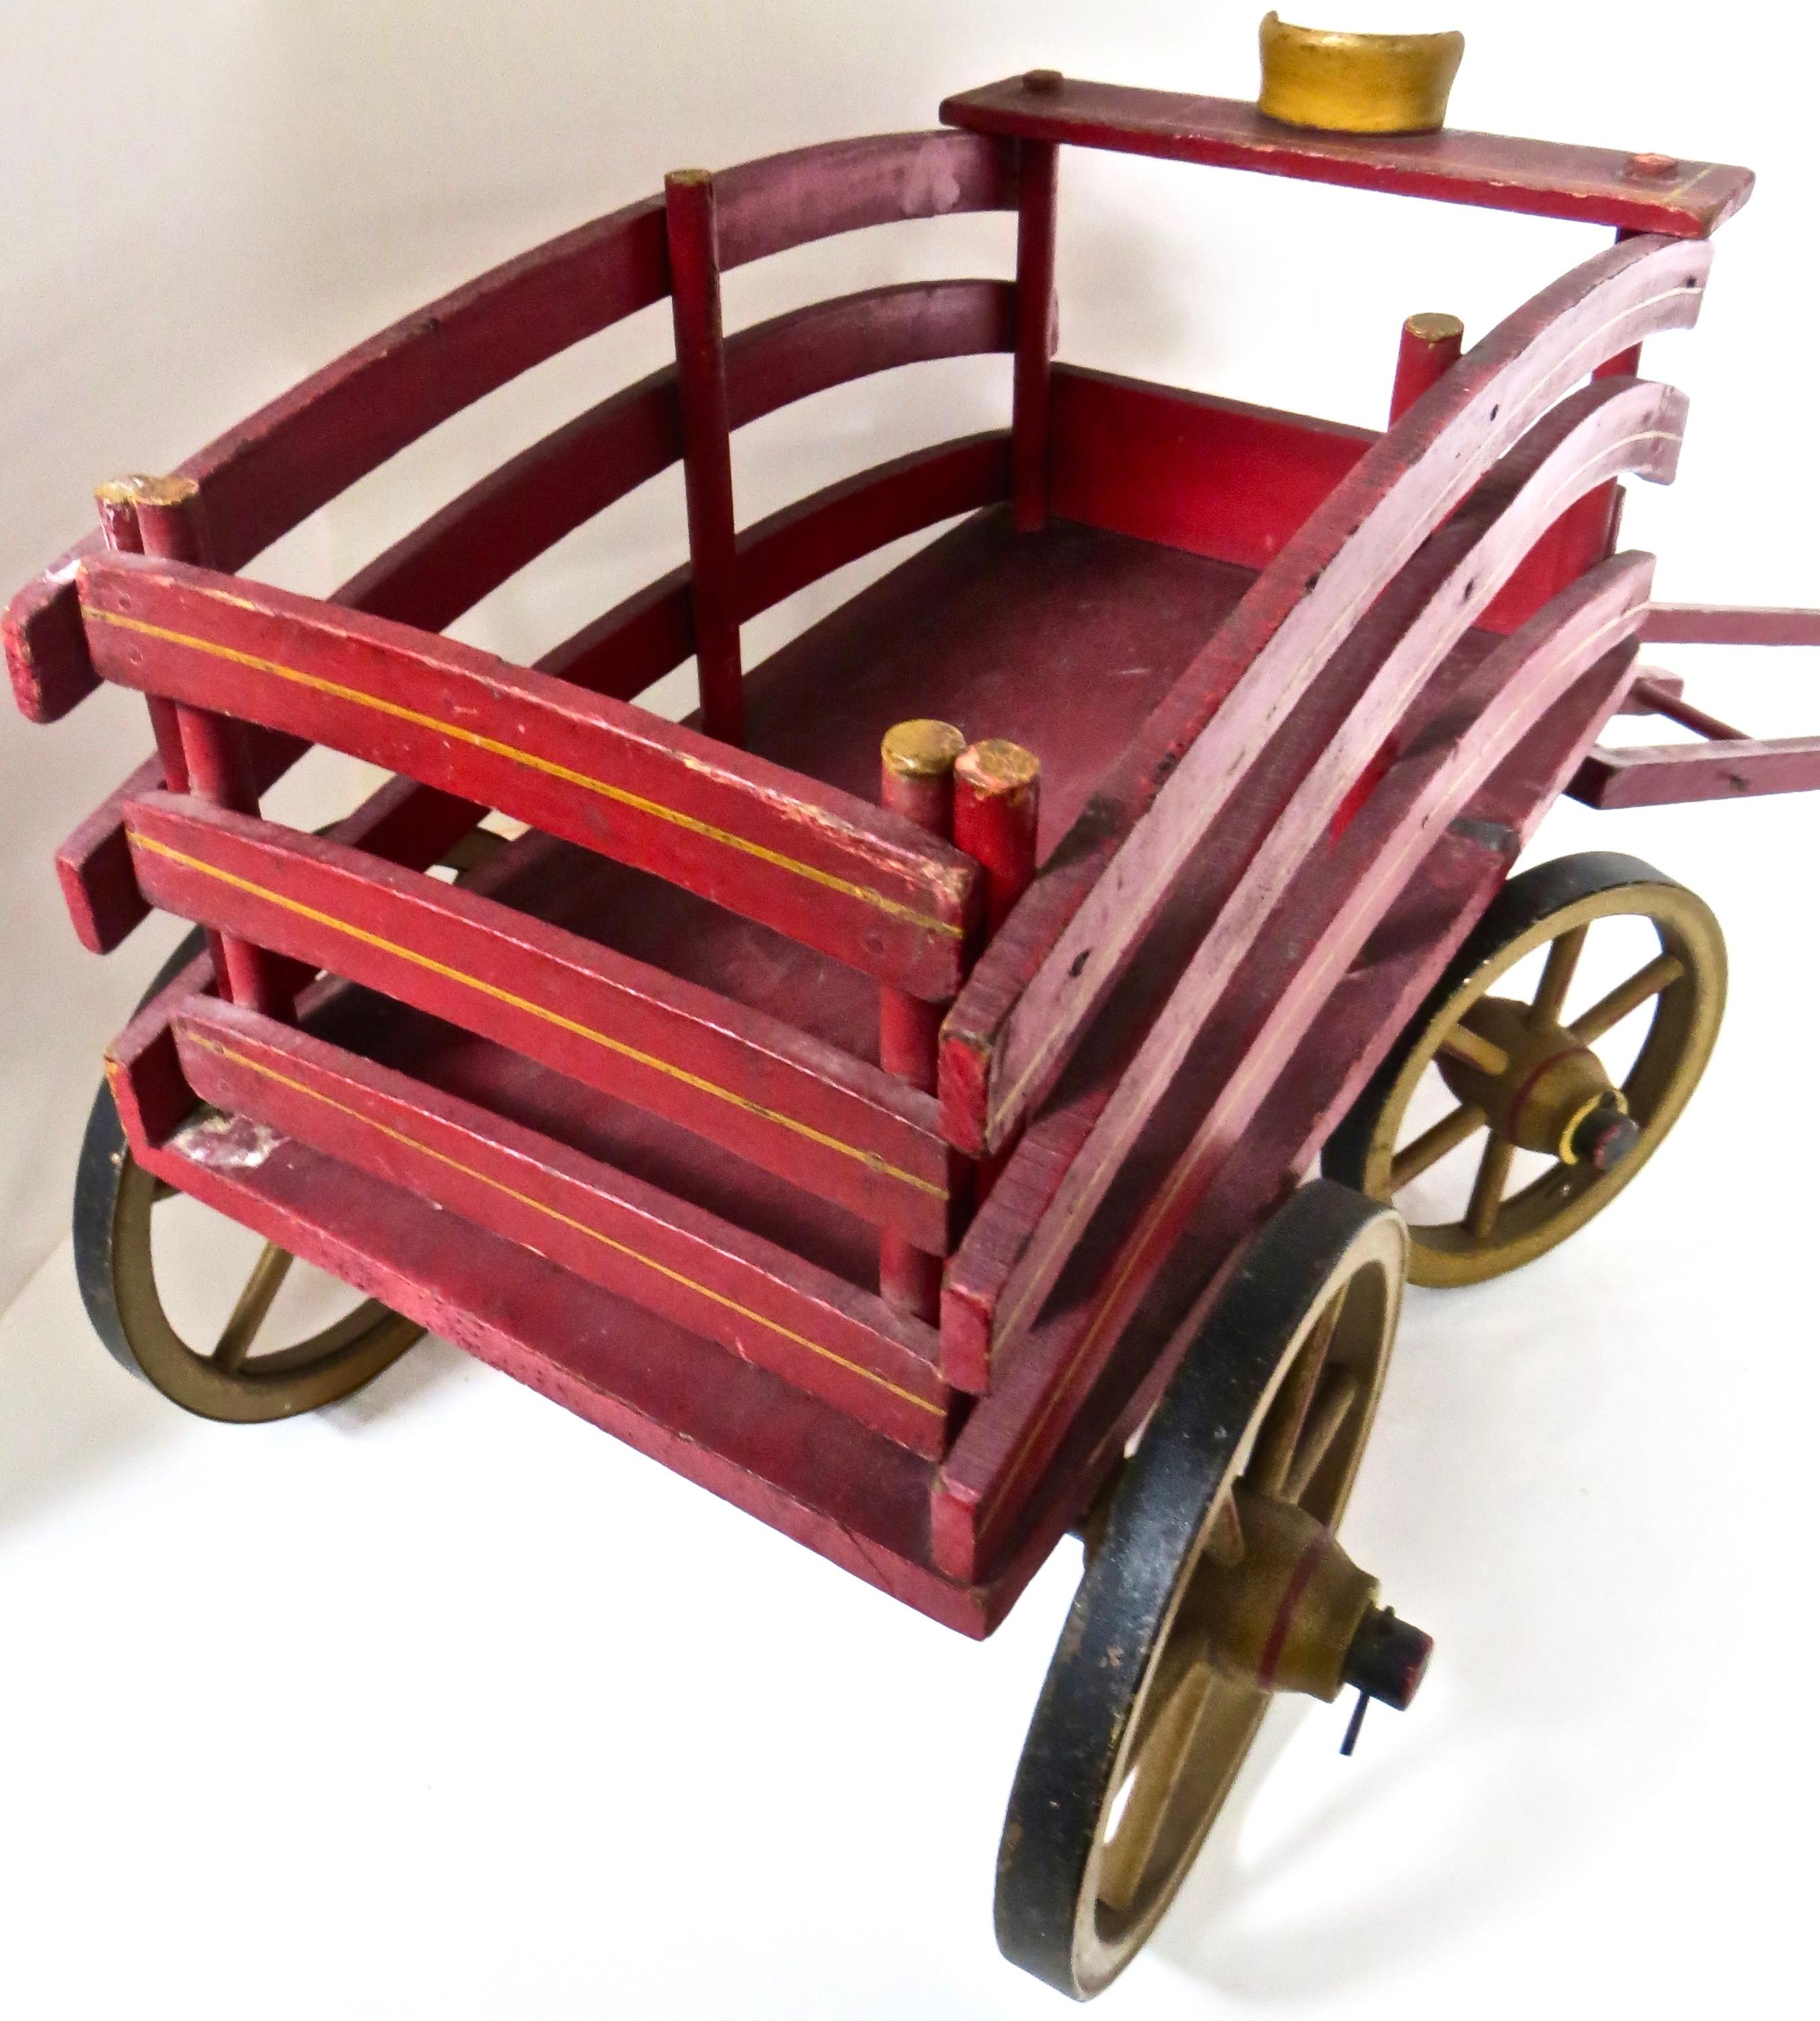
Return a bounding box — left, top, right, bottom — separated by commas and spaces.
9, 21, 1817, 1999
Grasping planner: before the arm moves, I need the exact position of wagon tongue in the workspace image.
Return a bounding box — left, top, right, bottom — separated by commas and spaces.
1196, 1485, 1434, 1753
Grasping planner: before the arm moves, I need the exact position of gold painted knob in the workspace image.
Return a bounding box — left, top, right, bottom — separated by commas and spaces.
1257, 12, 1465, 135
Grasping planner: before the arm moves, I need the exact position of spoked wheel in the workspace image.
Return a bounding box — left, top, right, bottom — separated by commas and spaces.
997, 1183, 1430, 2000
72, 925, 422, 1421
71, 825, 510, 1420
1323, 852, 1726, 1287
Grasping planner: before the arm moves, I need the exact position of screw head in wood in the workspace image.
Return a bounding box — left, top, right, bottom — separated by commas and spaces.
1624, 152, 1680, 180
1022, 68, 1064, 94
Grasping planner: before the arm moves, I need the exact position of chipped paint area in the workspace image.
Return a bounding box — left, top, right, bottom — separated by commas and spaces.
170, 1109, 284, 1171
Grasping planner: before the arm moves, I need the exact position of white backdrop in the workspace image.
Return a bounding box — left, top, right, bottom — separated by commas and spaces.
1, 5, 1816, 2017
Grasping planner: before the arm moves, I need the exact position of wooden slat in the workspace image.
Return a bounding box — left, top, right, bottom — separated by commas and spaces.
1049, 365, 1375, 567
78, 555, 979, 998
934, 585, 1646, 1579
121, 795, 957, 1249
56, 752, 169, 956
1569, 735, 1820, 806
1640, 603, 1820, 646
7, 194, 671, 725
941, 74, 1754, 238
712, 129, 1015, 269
57, 734, 477, 956
541, 432, 1014, 695
174, 1000, 950, 1457
124, 1110, 998, 1631
940, 231, 1711, 1155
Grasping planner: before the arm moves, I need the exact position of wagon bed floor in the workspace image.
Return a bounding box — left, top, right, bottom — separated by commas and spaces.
447, 504, 1257, 1067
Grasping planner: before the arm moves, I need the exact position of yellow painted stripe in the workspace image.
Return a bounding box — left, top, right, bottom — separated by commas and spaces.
127, 829, 946, 1202
86, 603, 964, 940
182, 1032, 944, 1419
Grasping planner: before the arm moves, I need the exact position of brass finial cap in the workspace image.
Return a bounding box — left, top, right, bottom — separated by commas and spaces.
882, 719, 966, 780
1257, 12, 1464, 135
956, 738, 1041, 797
95, 473, 199, 509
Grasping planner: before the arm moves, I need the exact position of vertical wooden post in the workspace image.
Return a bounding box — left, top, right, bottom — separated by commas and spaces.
101, 473, 290, 1017
1011, 117, 1060, 532
665, 168, 744, 746
94, 479, 188, 791
954, 739, 1041, 1199
878, 719, 966, 1321
1389, 312, 1463, 425
953, 739, 1041, 935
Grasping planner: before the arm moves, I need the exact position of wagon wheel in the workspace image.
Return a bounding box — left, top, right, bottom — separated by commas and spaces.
1324, 852, 1726, 1287
72, 827, 508, 1421
997, 1182, 1430, 2000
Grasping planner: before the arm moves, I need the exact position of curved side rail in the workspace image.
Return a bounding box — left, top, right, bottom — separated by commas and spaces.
972, 382, 1684, 1364
935, 553, 1655, 1576
541, 432, 1013, 696
8, 129, 1015, 726
940, 229, 1713, 1156
713, 129, 1015, 269
7, 193, 672, 724
341, 278, 1017, 634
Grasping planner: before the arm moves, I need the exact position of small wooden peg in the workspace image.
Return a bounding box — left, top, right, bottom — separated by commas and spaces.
1389, 312, 1463, 424
954, 738, 1041, 935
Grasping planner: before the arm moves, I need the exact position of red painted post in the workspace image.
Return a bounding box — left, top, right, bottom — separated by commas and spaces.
954, 738, 1041, 935
93, 480, 189, 791
954, 739, 1041, 1199
116, 474, 290, 1017
1011, 101, 1061, 532
878, 719, 965, 1320
1389, 312, 1463, 424
665, 168, 744, 746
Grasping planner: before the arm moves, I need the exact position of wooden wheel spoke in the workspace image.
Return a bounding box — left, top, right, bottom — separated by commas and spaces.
1245, 1298, 1342, 1498
1282, 1369, 1361, 1505
1465, 1135, 1516, 1242
212, 1243, 294, 1371
1438, 1024, 1508, 1076
1100, 1654, 1218, 1913
1390, 1102, 1486, 1189
1570, 952, 1685, 1045
1529, 923, 1587, 1027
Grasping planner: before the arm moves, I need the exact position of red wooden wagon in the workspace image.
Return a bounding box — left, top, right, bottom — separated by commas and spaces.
9, 32, 1817, 1999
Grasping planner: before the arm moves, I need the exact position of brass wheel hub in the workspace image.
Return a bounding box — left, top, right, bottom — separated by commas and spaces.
1437, 994, 1633, 1165
1324, 855, 1727, 1288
